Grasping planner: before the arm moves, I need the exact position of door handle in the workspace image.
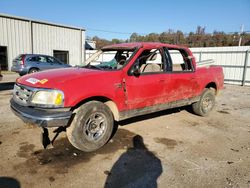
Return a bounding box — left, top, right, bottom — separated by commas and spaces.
159, 79, 165, 83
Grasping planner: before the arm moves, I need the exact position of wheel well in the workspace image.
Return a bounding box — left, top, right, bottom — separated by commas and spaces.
72, 96, 119, 121
205, 82, 217, 94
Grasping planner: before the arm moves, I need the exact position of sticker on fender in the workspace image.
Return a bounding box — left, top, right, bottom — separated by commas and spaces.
39, 79, 48, 84
26, 78, 48, 84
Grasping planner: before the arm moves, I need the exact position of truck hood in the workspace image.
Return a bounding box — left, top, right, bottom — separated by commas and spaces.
17, 67, 103, 88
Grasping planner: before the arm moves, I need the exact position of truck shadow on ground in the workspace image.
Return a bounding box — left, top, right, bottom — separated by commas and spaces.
14, 106, 187, 176
13, 106, 185, 184
14, 129, 163, 187
14, 129, 139, 175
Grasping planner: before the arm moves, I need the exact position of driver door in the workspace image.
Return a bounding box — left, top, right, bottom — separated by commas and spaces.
125, 48, 168, 110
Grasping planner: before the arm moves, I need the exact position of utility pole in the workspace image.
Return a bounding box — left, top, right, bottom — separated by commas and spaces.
238, 24, 244, 46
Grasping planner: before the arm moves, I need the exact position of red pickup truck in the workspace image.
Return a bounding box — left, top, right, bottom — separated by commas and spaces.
10, 42, 224, 151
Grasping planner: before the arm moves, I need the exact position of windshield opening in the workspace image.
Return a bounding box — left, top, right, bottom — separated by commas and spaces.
84, 48, 136, 70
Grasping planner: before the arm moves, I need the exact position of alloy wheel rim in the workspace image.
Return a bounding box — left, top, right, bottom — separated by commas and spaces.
84, 112, 107, 141
202, 96, 213, 113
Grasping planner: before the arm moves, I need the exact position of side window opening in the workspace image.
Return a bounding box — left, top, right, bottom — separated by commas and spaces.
27, 56, 38, 62
137, 49, 164, 74
46, 57, 53, 63
38, 56, 47, 63
46, 57, 59, 64
168, 49, 193, 72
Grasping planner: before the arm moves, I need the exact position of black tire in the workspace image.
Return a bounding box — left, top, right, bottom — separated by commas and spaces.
67, 101, 114, 152
28, 68, 39, 74
192, 88, 216, 116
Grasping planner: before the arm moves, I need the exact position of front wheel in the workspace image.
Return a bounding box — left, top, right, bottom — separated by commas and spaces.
192, 88, 216, 116
67, 101, 114, 152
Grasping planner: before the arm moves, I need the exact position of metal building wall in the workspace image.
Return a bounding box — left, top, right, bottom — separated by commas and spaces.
32, 23, 85, 66
0, 16, 31, 69
0, 14, 85, 70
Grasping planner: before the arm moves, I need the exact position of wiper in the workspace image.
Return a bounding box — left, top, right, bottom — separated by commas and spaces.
85, 64, 102, 70
98, 65, 114, 70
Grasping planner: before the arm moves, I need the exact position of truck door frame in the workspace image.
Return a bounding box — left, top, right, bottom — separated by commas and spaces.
124, 47, 169, 110
163, 47, 199, 101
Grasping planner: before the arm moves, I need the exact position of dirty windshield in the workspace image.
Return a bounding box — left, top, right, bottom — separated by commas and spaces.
85, 49, 136, 70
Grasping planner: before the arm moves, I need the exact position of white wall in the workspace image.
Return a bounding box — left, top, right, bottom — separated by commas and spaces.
191, 46, 250, 85
32, 23, 84, 66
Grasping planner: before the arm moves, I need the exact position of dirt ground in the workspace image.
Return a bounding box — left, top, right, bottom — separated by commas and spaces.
0, 74, 250, 188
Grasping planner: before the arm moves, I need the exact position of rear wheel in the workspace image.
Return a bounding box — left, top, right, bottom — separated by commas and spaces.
192, 88, 216, 116
29, 68, 39, 74
67, 101, 114, 152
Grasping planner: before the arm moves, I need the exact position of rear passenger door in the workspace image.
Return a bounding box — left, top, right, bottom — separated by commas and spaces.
163, 48, 200, 102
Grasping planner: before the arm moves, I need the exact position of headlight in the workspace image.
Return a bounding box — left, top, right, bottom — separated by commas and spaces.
31, 90, 64, 107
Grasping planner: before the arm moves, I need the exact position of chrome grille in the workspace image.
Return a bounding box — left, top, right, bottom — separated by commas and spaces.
13, 84, 33, 105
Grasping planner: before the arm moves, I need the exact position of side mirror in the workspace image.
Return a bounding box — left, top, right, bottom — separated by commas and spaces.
131, 60, 140, 76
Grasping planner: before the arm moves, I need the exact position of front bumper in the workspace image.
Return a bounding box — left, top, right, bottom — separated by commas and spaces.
10, 98, 72, 128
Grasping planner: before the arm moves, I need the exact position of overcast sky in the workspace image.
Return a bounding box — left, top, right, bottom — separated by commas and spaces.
0, 0, 249, 40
